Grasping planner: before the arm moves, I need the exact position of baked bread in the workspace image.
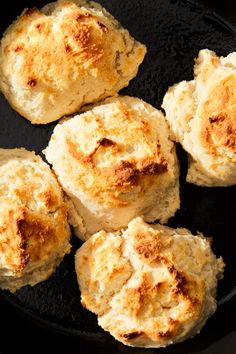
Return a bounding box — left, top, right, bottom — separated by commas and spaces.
75, 217, 224, 348
0, 148, 71, 292
44, 96, 180, 240
0, 0, 146, 124
162, 49, 236, 186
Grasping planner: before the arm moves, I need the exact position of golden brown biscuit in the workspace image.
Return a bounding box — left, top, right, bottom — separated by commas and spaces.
0, 148, 71, 292
75, 217, 224, 348
0, 0, 146, 124
162, 49, 236, 186
44, 96, 180, 240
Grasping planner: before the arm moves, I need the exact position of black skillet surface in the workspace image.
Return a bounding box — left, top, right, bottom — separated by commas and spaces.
1, 0, 236, 353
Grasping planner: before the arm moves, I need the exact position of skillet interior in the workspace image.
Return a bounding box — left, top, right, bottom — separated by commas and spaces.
1, 0, 236, 352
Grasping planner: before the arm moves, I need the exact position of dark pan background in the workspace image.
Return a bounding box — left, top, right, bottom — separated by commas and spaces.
1, 0, 236, 353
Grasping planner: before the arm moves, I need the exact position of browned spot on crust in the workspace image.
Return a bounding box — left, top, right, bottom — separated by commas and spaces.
14, 45, 24, 52
75, 13, 107, 34
24, 7, 38, 16
204, 128, 212, 151
157, 330, 172, 339
36, 23, 44, 31
153, 282, 164, 290
135, 242, 160, 260
18, 218, 46, 244
76, 12, 93, 21
97, 21, 108, 33
15, 210, 30, 269
139, 161, 168, 175
84, 138, 118, 162
168, 317, 179, 326
136, 144, 168, 175
166, 263, 186, 295
122, 274, 150, 316
211, 57, 218, 65
124, 288, 142, 316
163, 259, 200, 307
68, 21, 104, 63
208, 115, 236, 149
209, 115, 225, 124
113, 161, 138, 187
122, 331, 143, 340
38, 190, 59, 211
0, 195, 68, 275
98, 138, 116, 147
122, 273, 169, 317
0, 208, 31, 271
112, 156, 167, 188
201, 75, 236, 154
74, 25, 90, 44
0, 223, 7, 233
66, 139, 93, 165
134, 230, 162, 262
204, 113, 236, 153
65, 44, 72, 53
225, 136, 236, 149
43, 191, 53, 209
123, 109, 132, 120
27, 78, 37, 87
141, 120, 150, 134
17, 212, 56, 263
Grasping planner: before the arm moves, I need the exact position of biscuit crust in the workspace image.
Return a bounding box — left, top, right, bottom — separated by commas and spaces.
45, 96, 180, 239
75, 217, 223, 348
162, 49, 236, 186
0, 0, 146, 124
0, 149, 71, 292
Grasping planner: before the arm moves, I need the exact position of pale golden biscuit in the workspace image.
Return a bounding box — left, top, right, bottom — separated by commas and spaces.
75, 217, 224, 348
0, 0, 146, 124
45, 96, 180, 240
162, 49, 236, 186
0, 148, 71, 292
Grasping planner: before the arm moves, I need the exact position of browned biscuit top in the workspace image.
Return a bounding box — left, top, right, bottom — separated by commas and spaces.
0, 149, 70, 277
75, 217, 222, 347
200, 74, 236, 156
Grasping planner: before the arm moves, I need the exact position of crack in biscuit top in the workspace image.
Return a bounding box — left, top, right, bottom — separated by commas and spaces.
76, 218, 211, 347
114, 222, 206, 344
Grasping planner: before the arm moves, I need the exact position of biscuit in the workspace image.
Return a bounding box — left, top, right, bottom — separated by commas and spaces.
162, 49, 236, 186
0, 148, 71, 292
0, 0, 146, 124
75, 217, 224, 348
44, 96, 180, 240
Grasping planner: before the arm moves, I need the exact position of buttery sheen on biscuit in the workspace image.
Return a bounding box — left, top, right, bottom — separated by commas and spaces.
0, 148, 71, 292
45, 96, 180, 240
75, 217, 224, 348
0, 0, 146, 124
162, 49, 236, 186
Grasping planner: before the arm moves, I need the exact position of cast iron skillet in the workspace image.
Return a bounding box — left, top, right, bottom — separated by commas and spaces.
1, 0, 236, 353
